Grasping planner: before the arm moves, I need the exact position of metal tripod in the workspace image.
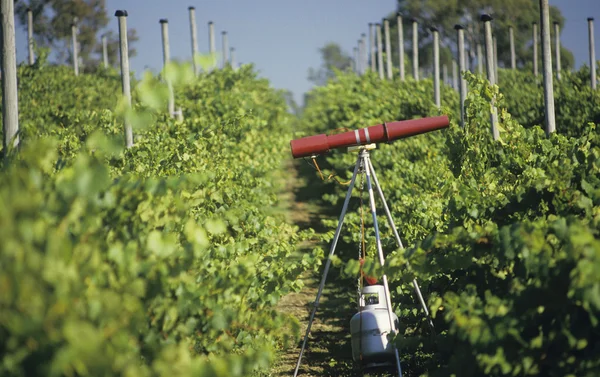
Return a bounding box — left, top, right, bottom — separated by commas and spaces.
292, 145, 435, 377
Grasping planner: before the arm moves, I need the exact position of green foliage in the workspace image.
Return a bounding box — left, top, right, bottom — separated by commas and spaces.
0, 61, 321, 376
301, 63, 600, 376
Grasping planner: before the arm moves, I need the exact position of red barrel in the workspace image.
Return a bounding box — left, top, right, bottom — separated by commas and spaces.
290, 115, 450, 159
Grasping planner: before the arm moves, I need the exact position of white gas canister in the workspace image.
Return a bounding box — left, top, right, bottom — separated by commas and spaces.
350, 285, 399, 365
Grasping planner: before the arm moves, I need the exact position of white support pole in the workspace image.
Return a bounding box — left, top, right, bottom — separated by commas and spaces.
1, 0, 19, 154
431, 27, 440, 108
115, 10, 133, 148
188, 6, 199, 75
533, 22, 539, 77
397, 13, 405, 80
369, 23, 376, 72
221, 31, 229, 68
589, 18, 596, 89
509, 26, 516, 69
455, 24, 467, 127
411, 18, 419, 80
27, 7, 34, 65
554, 22, 561, 80
539, 0, 556, 134
384, 19, 393, 79
482, 14, 499, 140
376, 23, 384, 79
71, 18, 79, 76
160, 19, 175, 117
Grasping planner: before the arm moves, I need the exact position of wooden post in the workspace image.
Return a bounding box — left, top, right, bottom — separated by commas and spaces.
455, 24, 467, 127
188, 6, 199, 75
369, 23, 376, 72
397, 13, 405, 80
376, 23, 384, 79
431, 27, 440, 108
533, 22, 539, 77
589, 18, 596, 89
222, 31, 229, 68
493, 35, 499, 83
509, 26, 516, 69
452, 60, 458, 90
539, 0, 556, 134
160, 19, 175, 117
27, 7, 34, 65
115, 10, 133, 148
230, 47, 237, 70
384, 19, 393, 79
1, 0, 19, 155
412, 18, 419, 80
360, 33, 367, 74
554, 22, 561, 80
443, 63, 448, 86
481, 14, 499, 140
102, 34, 109, 68
71, 18, 79, 76
477, 42, 483, 74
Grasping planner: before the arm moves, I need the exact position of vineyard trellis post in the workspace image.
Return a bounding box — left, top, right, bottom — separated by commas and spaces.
360, 33, 367, 75
482, 14, 499, 140
477, 42, 483, 74
369, 23, 376, 72
493, 35, 498, 83
115, 10, 133, 148
589, 18, 596, 90
533, 22, 539, 77
27, 7, 34, 65
353, 46, 358, 73
431, 27, 440, 108
376, 23, 384, 79
539, 0, 556, 135
509, 26, 516, 69
554, 22, 561, 80
384, 19, 393, 79
443, 63, 448, 86
102, 34, 109, 68
160, 19, 175, 117
452, 60, 458, 91
222, 31, 229, 69
208, 21, 215, 69
397, 13, 405, 80
230, 47, 236, 70
456, 24, 467, 127
72, 18, 79, 76
1, 0, 19, 156
411, 18, 419, 80
188, 6, 199, 75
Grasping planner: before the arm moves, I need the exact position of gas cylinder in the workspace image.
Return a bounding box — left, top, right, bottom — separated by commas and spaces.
350, 285, 399, 366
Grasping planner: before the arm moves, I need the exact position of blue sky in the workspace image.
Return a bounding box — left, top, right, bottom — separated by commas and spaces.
13, 0, 600, 105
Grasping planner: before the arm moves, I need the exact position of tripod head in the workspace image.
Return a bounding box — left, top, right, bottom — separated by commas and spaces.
290, 115, 450, 159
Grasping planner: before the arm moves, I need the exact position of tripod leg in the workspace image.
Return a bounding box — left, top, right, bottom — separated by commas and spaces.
292, 154, 362, 377
366, 157, 436, 334
362, 151, 403, 377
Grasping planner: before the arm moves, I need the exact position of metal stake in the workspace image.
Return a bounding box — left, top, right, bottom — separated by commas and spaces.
509, 26, 516, 69
456, 24, 467, 127
160, 19, 175, 117
431, 27, 440, 108
369, 23, 376, 72
533, 22, 539, 77
554, 22, 561, 80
